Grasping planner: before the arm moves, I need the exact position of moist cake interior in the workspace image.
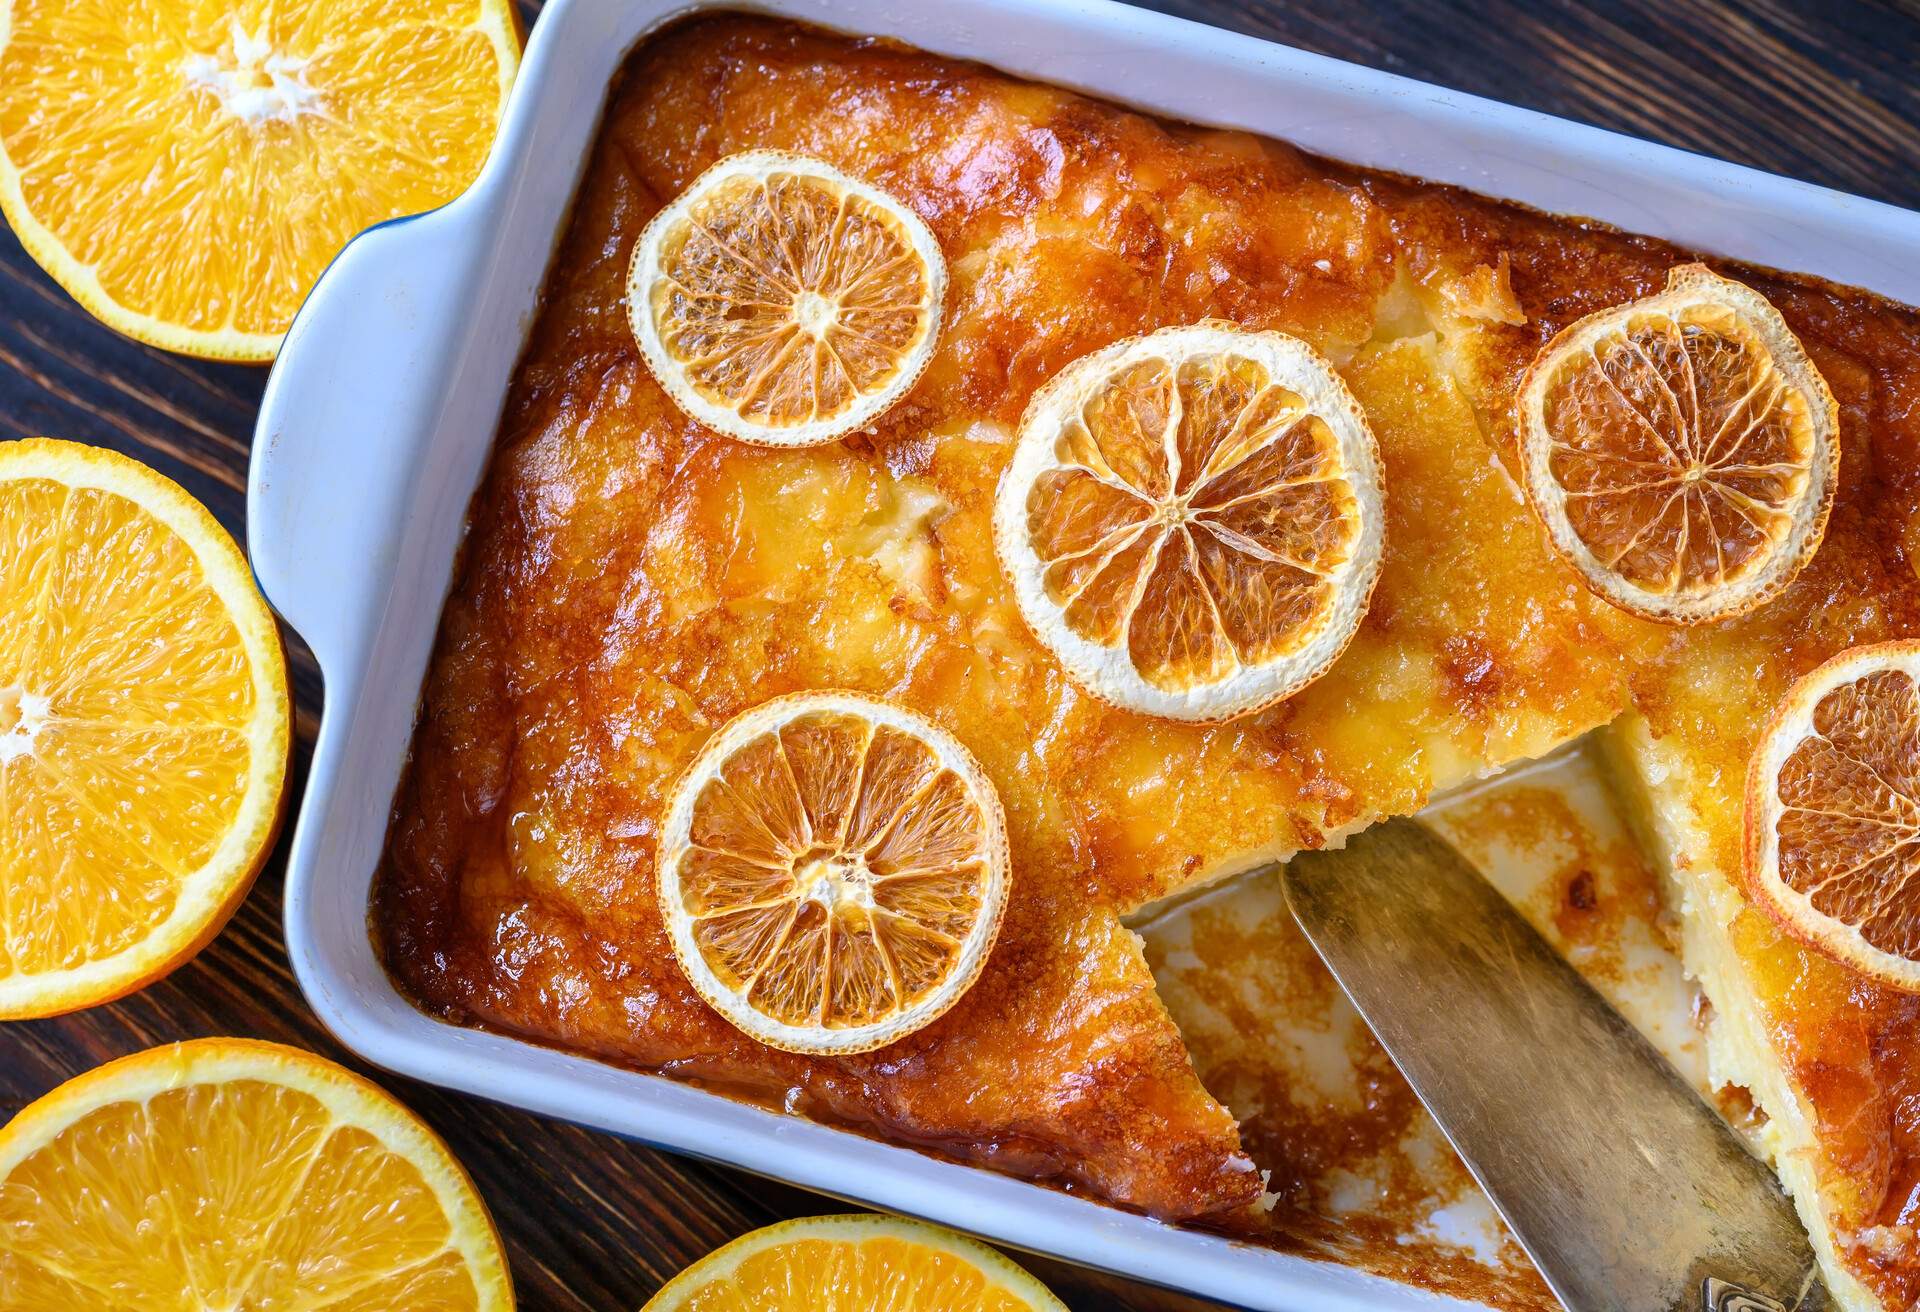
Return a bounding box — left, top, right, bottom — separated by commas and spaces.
371, 13, 1920, 1309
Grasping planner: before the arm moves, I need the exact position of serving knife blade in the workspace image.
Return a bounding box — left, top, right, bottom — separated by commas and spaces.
1280, 817, 1826, 1312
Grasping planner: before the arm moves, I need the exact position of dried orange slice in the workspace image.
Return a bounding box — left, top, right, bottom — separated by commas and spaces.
657, 692, 1008, 1054
1517, 264, 1838, 625
1746, 641, 1920, 993
0, 1038, 512, 1310
642, 1214, 1065, 1312
0, 0, 520, 360
992, 323, 1385, 722
0, 439, 289, 1019
627, 150, 946, 447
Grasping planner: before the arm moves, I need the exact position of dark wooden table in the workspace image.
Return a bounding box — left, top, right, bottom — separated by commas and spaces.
3, 3, 1917, 1309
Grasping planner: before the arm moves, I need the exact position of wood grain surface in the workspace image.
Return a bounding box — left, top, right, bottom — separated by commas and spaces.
3, 3, 1917, 1309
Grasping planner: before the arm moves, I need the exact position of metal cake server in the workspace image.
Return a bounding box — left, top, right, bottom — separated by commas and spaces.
1281, 817, 1827, 1312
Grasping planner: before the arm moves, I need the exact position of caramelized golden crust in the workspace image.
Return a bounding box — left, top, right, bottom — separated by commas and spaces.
373, 12, 1920, 1285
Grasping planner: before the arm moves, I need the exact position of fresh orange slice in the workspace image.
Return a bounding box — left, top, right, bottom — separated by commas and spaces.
0, 1038, 513, 1310
642, 1213, 1065, 1312
0, 439, 289, 1019
1516, 264, 1838, 625
627, 150, 946, 447
992, 323, 1386, 722
0, 0, 520, 360
657, 691, 1009, 1054
1745, 640, 1920, 993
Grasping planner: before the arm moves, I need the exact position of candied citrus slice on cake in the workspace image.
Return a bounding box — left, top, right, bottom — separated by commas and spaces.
1517, 264, 1838, 625
992, 323, 1386, 722
0, 1038, 512, 1310
1745, 640, 1920, 993
642, 1213, 1066, 1312
0, 439, 289, 1019
627, 150, 946, 447
0, 0, 520, 360
657, 691, 1009, 1054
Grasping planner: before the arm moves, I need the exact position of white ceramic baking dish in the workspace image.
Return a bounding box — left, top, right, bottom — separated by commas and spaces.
249, 2, 1920, 1308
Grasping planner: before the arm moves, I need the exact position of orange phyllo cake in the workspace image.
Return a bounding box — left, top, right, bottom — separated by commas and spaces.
372, 13, 1920, 1307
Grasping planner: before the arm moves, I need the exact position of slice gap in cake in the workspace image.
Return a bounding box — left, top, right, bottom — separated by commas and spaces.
1141, 727, 1887, 1310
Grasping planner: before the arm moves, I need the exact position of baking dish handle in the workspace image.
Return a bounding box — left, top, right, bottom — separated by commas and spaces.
248, 211, 470, 674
